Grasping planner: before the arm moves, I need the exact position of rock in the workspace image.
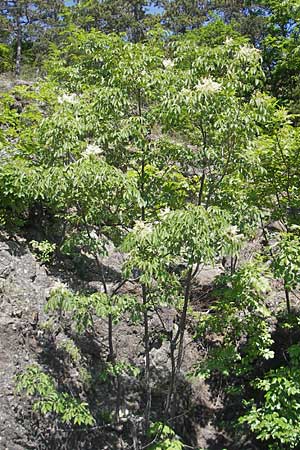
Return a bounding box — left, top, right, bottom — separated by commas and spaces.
193, 264, 223, 286
0, 237, 55, 449
0, 246, 13, 279
267, 220, 287, 233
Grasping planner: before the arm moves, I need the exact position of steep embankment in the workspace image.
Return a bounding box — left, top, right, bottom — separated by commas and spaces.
0, 234, 231, 450
0, 236, 52, 449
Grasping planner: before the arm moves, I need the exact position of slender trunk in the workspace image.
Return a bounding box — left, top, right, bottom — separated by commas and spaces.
285, 287, 291, 314
82, 219, 115, 361
16, 12, 22, 76
108, 313, 114, 362
143, 284, 151, 429
176, 267, 193, 371
165, 164, 202, 415
96, 251, 115, 361
165, 167, 204, 413
164, 338, 176, 417
261, 216, 291, 315
137, 87, 151, 430
115, 374, 121, 422
166, 140, 204, 413
230, 256, 237, 275
165, 267, 193, 418
198, 171, 205, 206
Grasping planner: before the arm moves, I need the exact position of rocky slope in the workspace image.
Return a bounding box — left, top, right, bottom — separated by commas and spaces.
0, 233, 234, 450
0, 235, 53, 449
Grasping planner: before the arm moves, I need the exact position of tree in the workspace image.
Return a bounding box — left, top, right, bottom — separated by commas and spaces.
0, 0, 64, 75
158, 23, 270, 217
71, 0, 158, 42
2, 19, 297, 448
123, 205, 242, 415
157, 0, 208, 33
261, 0, 300, 114
157, 0, 269, 40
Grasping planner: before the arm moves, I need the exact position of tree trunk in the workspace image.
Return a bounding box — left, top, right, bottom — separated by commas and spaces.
198, 171, 205, 206
164, 337, 176, 417
176, 266, 193, 371
285, 287, 291, 314
165, 266, 193, 418
108, 313, 115, 362
15, 11, 22, 76
142, 283, 151, 429
137, 87, 151, 430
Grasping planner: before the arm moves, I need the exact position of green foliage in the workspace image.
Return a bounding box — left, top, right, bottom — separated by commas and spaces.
194, 262, 274, 377
30, 240, 56, 264
16, 365, 94, 426
148, 422, 184, 450
239, 344, 300, 449
1, 12, 300, 448
46, 287, 141, 333
123, 205, 242, 287
99, 361, 140, 382
60, 230, 107, 258
57, 339, 81, 363
271, 232, 300, 292
46, 157, 142, 225
0, 1, 65, 73
261, 0, 300, 113
0, 159, 42, 226
0, 43, 11, 72
71, 0, 156, 42
254, 120, 300, 216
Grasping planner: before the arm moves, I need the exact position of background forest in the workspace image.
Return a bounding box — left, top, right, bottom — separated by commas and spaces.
1, 1, 300, 449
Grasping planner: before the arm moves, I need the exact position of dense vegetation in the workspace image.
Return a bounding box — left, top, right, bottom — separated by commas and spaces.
1, 1, 300, 449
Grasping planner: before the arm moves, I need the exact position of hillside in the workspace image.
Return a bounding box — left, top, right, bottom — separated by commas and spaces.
1, 3, 300, 450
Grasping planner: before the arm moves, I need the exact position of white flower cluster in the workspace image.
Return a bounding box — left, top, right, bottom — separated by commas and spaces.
181, 87, 192, 97
57, 93, 78, 104
158, 207, 171, 219
226, 225, 244, 240
163, 58, 175, 70
227, 225, 239, 236
224, 37, 234, 46
195, 77, 222, 94
84, 144, 103, 157
236, 45, 260, 62
134, 220, 153, 236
